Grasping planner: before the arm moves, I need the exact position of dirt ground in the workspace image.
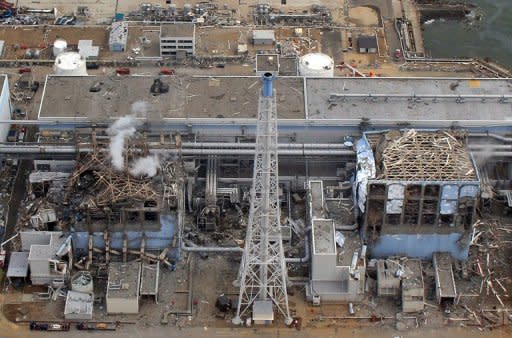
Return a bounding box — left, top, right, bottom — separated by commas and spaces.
348, 7, 381, 26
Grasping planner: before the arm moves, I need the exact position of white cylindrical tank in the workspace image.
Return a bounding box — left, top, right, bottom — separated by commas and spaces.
52, 39, 67, 57
53, 52, 88, 76
298, 53, 334, 77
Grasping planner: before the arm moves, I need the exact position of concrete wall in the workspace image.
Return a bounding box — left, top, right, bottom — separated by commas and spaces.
311, 253, 337, 281
106, 297, 139, 314
370, 233, 470, 260
0, 76, 11, 143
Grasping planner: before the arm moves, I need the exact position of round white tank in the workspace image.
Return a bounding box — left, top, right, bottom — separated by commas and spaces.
53, 52, 88, 76
52, 39, 67, 57
298, 53, 334, 77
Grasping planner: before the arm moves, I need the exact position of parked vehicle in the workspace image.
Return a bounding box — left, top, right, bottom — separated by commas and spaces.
30, 322, 70, 331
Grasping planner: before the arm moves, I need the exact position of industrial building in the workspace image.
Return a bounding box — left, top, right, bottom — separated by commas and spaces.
109, 21, 128, 52
21, 231, 71, 285
357, 35, 378, 54
0, 74, 12, 143
358, 130, 480, 260
160, 23, 195, 56
1, 73, 512, 329
106, 261, 141, 314
252, 30, 275, 45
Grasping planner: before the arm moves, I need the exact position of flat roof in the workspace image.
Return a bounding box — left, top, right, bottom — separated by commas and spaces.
253, 30, 275, 40
39, 75, 305, 120
38, 76, 512, 125
7, 252, 29, 278
160, 23, 194, 37
358, 35, 377, 49
252, 300, 274, 321
312, 219, 335, 255
309, 180, 324, 219
107, 261, 141, 299
305, 78, 512, 124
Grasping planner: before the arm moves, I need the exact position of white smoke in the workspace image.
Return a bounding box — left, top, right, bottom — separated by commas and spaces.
129, 155, 161, 177
107, 115, 141, 170
106, 101, 160, 178
131, 101, 149, 117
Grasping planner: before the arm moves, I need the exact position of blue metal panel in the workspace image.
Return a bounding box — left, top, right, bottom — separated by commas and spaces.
71, 214, 175, 252
370, 233, 470, 260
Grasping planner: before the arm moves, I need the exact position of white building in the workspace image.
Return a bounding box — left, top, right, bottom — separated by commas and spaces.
160, 23, 195, 57
0, 75, 12, 143
21, 231, 70, 285
106, 261, 141, 314
252, 30, 275, 45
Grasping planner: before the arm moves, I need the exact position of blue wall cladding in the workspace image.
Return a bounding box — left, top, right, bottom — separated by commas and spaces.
71, 214, 175, 253
371, 233, 470, 261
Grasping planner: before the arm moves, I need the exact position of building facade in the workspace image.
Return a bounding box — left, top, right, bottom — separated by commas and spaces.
160, 23, 195, 57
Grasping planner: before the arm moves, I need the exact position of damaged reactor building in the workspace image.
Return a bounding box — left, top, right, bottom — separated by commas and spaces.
0, 73, 511, 327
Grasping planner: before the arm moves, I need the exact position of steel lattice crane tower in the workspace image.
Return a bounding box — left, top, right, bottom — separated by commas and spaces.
232, 73, 293, 325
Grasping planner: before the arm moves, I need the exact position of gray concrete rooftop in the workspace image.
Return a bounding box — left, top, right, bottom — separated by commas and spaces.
38, 75, 305, 120
160, 23, 195, 37
107, 261, 141, 299
38, 76, 512, 126
312, 219, 335, 255
306, 77, 512, 125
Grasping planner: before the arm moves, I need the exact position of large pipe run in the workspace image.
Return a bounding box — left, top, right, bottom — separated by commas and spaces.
0, 144, 355, 157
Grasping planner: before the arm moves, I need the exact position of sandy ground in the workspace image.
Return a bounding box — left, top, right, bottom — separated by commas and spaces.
348, 7, 380, 26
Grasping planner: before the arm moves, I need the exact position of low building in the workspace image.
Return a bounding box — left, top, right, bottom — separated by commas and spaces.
21, 231, 71, 285
78, 40, 99, 60
255, 54, 279, 75
106, 261, 141, 314
402, 259, 425, 313
357, 35, 378, 54
6, 252, 29, 284
109, 21, 128, 52
252, 300, 273, 325
64, 291, 93, 320
252, 30, 275, 45
160, 23, 195, 57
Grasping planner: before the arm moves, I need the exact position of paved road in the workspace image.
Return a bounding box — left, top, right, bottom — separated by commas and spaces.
3, 324, 510, 338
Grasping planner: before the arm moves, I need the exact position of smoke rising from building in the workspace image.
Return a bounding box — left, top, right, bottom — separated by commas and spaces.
106, 115, 140, 171
129, 155, 160, 177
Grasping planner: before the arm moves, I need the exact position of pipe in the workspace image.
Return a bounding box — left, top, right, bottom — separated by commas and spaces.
1, 233, 19, 249
335, 223, 358, 231
470, 133, 512, 143
262, 72, 274, 97
284, 233, 310, 263
0, 145, 355, 156
182, 142, 349, 149
469, 145, 512, 150
181, 239, 243, 253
